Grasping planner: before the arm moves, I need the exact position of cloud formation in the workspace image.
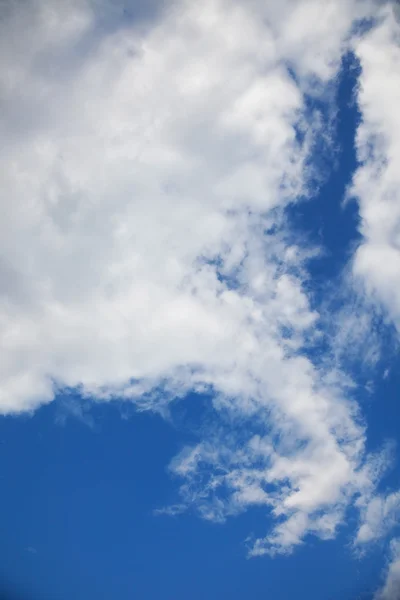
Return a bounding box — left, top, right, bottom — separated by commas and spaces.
356, 489, 400, 545
0, 0, 398, 560
375, 538, 400, 600
351, 4, 400, 330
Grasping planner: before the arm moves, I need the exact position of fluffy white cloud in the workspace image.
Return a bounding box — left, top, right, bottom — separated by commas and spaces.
0, 0, 394, 556
375, 538, 400, 600
351, 4, 400, 330
0, 0, 312, 412
348, 13, 400, 581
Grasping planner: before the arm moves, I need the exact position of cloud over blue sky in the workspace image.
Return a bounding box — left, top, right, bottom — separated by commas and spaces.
1, 0, 400, 598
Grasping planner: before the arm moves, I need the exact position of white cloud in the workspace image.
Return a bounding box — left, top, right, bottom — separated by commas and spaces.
351, 4, 400, 331
0, 0, 311, 411
375, 538, 400, 600
0, 0, 395, 556
356, 490, 400, 545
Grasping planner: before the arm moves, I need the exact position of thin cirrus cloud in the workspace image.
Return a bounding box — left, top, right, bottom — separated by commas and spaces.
0, 0, 399, 575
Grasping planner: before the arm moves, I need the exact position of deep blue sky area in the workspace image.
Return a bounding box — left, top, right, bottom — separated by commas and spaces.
0, 399, 388, 600
0, 41, 398, 600
289, 52, 362, 282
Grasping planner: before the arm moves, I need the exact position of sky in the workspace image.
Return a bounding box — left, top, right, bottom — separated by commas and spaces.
1, 0, 400, 598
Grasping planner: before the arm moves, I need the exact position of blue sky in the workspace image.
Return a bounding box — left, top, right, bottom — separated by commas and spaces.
1, 1, 400, 599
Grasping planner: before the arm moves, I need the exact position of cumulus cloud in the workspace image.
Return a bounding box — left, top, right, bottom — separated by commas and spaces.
351, 3, 400, 330
0, 0, 396, 557
1, 0, 316, 412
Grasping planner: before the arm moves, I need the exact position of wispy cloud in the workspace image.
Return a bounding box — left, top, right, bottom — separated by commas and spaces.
356, 489, 400, 546
374, 538, 400, 600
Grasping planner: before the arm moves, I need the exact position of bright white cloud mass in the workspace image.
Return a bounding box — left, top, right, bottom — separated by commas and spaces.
1, 0, 400, 594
